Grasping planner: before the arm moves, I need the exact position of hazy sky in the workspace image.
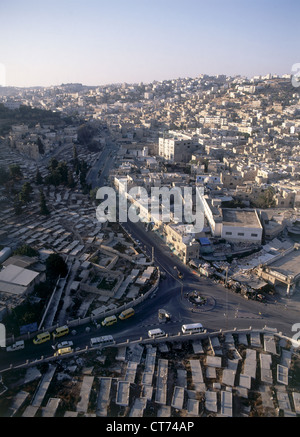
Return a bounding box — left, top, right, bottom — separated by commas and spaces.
1, 0, 299, 87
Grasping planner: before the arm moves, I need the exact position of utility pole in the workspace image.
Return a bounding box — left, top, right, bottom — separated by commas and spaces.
152, 246, 154, 264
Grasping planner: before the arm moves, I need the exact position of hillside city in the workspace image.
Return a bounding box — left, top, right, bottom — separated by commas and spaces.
0, 73, 300, 418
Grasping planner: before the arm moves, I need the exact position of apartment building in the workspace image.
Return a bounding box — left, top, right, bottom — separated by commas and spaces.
163, 223, 200, 264
158, 132, 198, 162
275, 188, 296, 208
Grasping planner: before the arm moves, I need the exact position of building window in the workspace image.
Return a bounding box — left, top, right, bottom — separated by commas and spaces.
225, 232, 232, 235
238, 233, 244, 236
251, 233, 258, 237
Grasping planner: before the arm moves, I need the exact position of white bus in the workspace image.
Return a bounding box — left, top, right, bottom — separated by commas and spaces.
148, 328, 166, 339
181, 323, 204, 334
90, 335, 114, 348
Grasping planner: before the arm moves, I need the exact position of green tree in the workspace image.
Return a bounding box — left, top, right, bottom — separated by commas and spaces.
39, 189, 50, 215
255, 186, 276, 208
57, 161, 68, 185
77, 123, 97, 145
72, 144, 80, 173
46, 253, 68, 280
48, 157, 58, 172
13, 195, 23, 216
35, 168, 43, 185
79, 159, 89, 189
89, 187, 100, 202
0, 166, 9, 186
36, 137, 45, 154
73, 144, 78, 160
19, 181, 33, 203
67, 169, 76, 188
203, 159, 209, 173
14, 244, 38, 257
9, 164, 23, 181
34, 281, 52, 299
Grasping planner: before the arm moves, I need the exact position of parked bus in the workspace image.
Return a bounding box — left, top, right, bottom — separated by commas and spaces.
52, 325, 69, 339
181, 323, 204, 334
90, 335, 114, 348
101, 315, 117, 327
119, 308, 135, 320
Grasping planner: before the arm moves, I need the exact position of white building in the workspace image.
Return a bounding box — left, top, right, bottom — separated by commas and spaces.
158, 132, 198, 162
221, 209, 263, 243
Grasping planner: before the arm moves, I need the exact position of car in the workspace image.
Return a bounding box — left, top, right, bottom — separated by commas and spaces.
57, 340, 74, 349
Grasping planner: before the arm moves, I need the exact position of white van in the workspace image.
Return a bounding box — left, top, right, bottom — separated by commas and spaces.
148, 328, 166, 339
6, 340, 25, 352
90, 335, 114, 348
181, 323, 204, 334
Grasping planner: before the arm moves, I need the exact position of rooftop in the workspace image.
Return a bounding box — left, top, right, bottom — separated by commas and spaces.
222, 209, 262, 229
0, 264, 40, 287
268, 246, 300, 278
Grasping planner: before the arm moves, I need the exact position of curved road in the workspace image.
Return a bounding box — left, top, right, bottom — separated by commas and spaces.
1, 148, 299, 370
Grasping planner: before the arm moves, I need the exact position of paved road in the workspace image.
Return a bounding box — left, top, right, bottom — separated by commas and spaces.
121, 219, 300, 337
1, 147, 300, 370
86, 141, 117, 189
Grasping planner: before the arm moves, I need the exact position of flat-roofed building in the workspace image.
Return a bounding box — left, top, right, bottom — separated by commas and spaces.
0, 264, 44, 296
256, 243, 300, 296
221, 209, 263, 243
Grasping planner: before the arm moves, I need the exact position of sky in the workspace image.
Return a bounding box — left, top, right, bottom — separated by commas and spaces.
0, 0, 299, 87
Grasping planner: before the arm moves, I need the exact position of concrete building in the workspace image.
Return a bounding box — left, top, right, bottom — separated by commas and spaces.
158, 132, 198, 162
0, 264, 44, 296
221, 209, 263, 243
256, 244, 300, 296
163, 223, 200, 263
